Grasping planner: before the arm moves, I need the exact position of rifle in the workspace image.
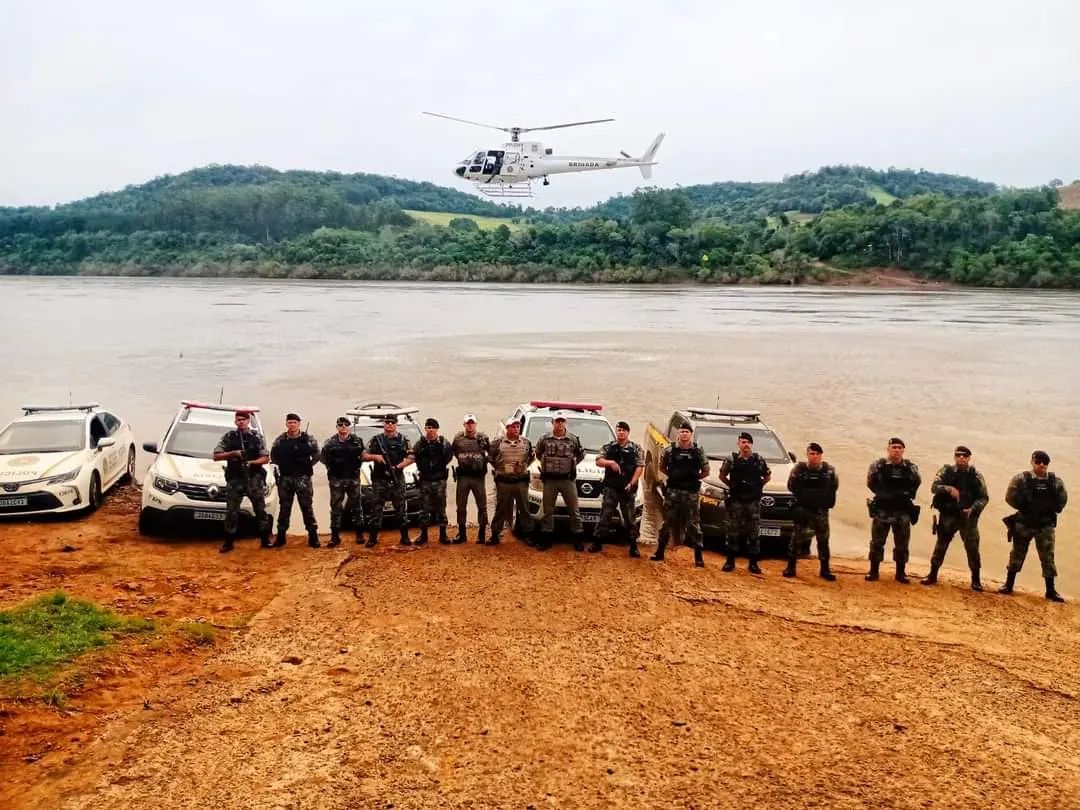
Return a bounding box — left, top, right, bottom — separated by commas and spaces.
1002, 512, 1019, 543
377, 433, 409, 514
236, 429, 251, 491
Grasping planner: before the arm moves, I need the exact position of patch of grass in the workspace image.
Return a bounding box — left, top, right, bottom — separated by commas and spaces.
177, 621, 216, 646
404, 209, 520, 231
0, 592, 155, 681
866, 185, 898, 205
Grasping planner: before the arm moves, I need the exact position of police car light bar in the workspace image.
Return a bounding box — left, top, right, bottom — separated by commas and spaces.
687, 407, 761, 421
529, 400, 603, 412
21, 403, 100, 414
181, 400, 261, 413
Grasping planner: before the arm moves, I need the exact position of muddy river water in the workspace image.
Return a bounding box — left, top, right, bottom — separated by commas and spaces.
1, 277, 1077, 592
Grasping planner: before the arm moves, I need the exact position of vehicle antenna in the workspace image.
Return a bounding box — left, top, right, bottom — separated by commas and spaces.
218, 386, 224, 405
69, 388, 72, 406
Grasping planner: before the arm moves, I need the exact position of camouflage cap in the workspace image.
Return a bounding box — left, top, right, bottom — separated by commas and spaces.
424, 417, 439, 429
1032, 450, 1051, 465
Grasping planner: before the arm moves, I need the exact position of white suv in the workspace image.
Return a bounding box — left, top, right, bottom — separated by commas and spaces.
504, 401, 641, 533
139, 401, 278, 535
0, 403, 136, 516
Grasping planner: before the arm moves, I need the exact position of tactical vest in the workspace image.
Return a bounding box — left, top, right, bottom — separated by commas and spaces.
791, 462, 836, 511
667, 443, 703, 492
323, 435, 364, 480
453, 433, 489, 477
491, 438, 530, 482
728, 452, 766, 503
273, 433, 315, 477
1022, 472, 1059, 526
874, 460, 917, 509
602, 441, 640, 490
932, 465, 981, 515
220, 429, 265, 483
413, 437, 451, 482
539, 435, 578, 480
370, 433, 408, 480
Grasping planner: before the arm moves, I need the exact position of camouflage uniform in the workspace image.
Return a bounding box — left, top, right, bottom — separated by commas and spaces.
1005, 471, 1068, 578
867, 459, 921, 566
320, 434, 365, 535
366, 433, 411, 532
659, 443, 709, 549
720, 452, 771, 556
411, 435, 454, 528
489, 435, 535, 540
270, 431, 320, 536
595, 439, 644, 540
929, 464, 988, 574
214, 429, 272, 539
787, 461, 839, 563
535, 432, 586, 536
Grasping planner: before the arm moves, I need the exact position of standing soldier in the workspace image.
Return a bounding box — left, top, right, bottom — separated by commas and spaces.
489, 417, 535, 546
719, 432, 771, 574
784, 442, 838, 581
922, 445, 988, 591
651, 422, 709, 566
451, 414, 491, 544
270, 413, 321, 549
866, 437, 921, 583
534, 412, 586, 551
320, 416, 365, 547
408, 417, 453, 546
212, 409, 272, 553
999, 450, 1068, 602
364, 414, 412, 547
593, 420, 644, 557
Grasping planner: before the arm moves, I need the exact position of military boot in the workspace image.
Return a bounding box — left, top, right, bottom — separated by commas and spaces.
536, 533, 552, 551
365, 529, 379, 548
399, 526, 412, 546
1045, 577, 1065, 603
587, 539, 603, 553
488, 532, 501, 545
921, 564, 940, 586
628, 539, 641, 558
819, 559, 837, 582
748, 555, 763, 575
649, 534, 667, 562
307, 528, 321, 549
722, 554, 737, 572
998, 569, 1017, 594
438, 525, 451, 545
782, 557, 797, 578
693, 546, 705, 568
476, 524, 486, 544
865, 559, 880, 581
453, 523, 467, 544
273, 529, 287, 549
970, 569, 982, 592
219, 534, 236, 554
330, 529, 343, 547
572, 535, 586, 552
416, 526, 429, 546
259, 520, 273, 549
895, 562, 910, 584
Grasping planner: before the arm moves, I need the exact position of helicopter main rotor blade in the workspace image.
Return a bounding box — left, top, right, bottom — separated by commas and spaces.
422, 111, 508, 133
518, 118, 615, 133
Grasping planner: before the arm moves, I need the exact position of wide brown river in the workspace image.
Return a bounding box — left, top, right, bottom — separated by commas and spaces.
1, 277, 1077, 592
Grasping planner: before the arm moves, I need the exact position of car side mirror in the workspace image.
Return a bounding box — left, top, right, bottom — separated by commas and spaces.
96, 437, 116, 450
142, 442, 159, 454
789, 452, 797, 462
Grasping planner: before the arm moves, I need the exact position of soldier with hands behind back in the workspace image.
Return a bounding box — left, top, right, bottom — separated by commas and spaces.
408, 417, 454, 546
866, 437, 921, 583
270, 412, 320, 548
321, 416, 365, 548
785, 442, 838, 581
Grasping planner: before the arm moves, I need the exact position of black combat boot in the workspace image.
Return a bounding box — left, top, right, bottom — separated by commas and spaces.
748, 555, 763, 575
438, 525, 451, 545
921, 564, 940, 586
693, 546, 705, 568
453, 523, 467, 544
476, 524, 486, 544
1045, 577, 1065, 602
330, 529, 343, 547
782, 557, 797, 578
895, 562, 910, 584
273, 530, 287, 549
628, 539, 641, 558
998, 569, 1017, 594
970, 569, 982, 592
307, 528, 321, 549
365, 529, 378, 548
536, 533, 552, 551
259, 520, 273, 549
722, 553, 736, 572
649, 534, 667, 562
219, 534, 236, 554
416, 526, 429, 546
399, 526, 412, 546
819, 558, 837, 582
572, 535, 586, 552
865, 559, 880, 581
587, 539, 603, 553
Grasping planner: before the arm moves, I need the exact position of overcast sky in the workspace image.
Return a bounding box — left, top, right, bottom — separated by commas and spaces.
2, 0, 1078, 210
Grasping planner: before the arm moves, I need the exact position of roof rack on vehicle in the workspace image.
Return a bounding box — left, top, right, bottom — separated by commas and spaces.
528, 400, 603, 412
347, 405, 420, 420
686, 407, 761, 422
21, 403, 100, 414
181, 400, 261, 413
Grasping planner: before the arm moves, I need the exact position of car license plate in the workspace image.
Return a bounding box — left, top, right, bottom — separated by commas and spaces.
581, 513, 600, 523
758, 526, 781, 537
194, 510, 225, 521
0, 496, 28, 507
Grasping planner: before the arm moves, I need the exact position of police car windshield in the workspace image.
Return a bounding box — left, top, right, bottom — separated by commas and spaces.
0, 420, 85, 454
352, 423, 422, 446
694, 427, 788, 463
166, 422, 235, 459
525, 417, 614, 453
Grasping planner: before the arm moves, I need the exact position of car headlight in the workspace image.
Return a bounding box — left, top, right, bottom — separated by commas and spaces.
44, 466, 82, 485
529, 472, 543, 492
153, 475, 179, 494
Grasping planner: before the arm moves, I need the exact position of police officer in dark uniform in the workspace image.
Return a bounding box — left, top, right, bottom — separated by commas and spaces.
1000, 450, 1068, 601
320, 416, 365, 547
719, 432, 771, 574
212, 409, 272, 553
593, 420, 644, 556
866, 437, 921, 583
408, 417, 453, 546
922, 445, 988, 591
364, 414, 412, 547
784, 442, 839, 581
270, 412, 321, 548
652, 422, 709, 566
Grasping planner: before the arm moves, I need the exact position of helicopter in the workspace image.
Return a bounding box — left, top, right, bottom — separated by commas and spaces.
423, 111, 665, 198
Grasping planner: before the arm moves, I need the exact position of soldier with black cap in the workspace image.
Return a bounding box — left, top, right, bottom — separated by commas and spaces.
653, 420, 709, 566
1000, 450, 1068, 601
866, 437, 921, 583
719, 431, 771, 574
489, 416, 535, 545
534, 411, 586, 551
451, 414, 491, 544
407, 417, 453, 545
212, 409, 272, 553
364, 413, 413, 547
922, 445, 988, 591
320, 416, 365, 547
270, 413, 321, 548
593, 420, 644, 556
784, 442, 838, 580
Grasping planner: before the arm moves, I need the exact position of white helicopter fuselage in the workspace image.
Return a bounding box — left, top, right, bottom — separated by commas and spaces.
453, 136, 663, 187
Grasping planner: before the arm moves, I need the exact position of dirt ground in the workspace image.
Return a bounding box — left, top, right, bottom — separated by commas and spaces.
2, 491, 1079, 809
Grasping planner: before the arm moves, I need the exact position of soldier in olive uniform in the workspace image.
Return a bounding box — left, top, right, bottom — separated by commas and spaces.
212, 409, 272, 553
999, 450, 1068, 602
320, 416, 365, 547
364, 414, 412, 547
593, 420, 644, 557
866, 437, 921, 583
489, 417, 535, 546
653, 422, 709, 566
408, 417, 454, 545
719, 432, 771, 574
922, 445, 988, 591
451, 414, 491, 544
270, 413, 321, 548
534, 412, 586, 551
784, 442, 838, 581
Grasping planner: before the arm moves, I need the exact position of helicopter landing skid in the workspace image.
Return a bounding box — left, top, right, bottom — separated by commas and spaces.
476, 181, 533, 198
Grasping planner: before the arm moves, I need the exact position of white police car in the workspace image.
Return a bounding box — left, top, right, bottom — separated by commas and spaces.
138, 401, 278, 535
0, 403, 136, 516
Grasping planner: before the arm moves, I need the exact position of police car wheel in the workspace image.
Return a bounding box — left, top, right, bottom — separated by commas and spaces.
88, 472, 103, 511
121, 446, 136, 485
137, 509, 157, 536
